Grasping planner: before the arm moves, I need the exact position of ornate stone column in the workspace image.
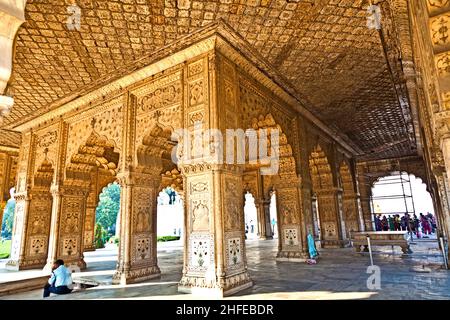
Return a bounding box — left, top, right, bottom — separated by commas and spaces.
315, 188, 346, 248
275, 174, 309, 262
255, 198, 272, 239
0, 150, 18, 228
342, 192, 361, 237
311, 195, 320, 239
356, 164, 372, 231
83, 205, 97, 252
44, 183, 89, 270
6, 131, 39, 270
178, 165, 252, 297
112, 171, 161, 284
437, 174, 450, 234
6, 189, 31, 270
83, 172, 100, 252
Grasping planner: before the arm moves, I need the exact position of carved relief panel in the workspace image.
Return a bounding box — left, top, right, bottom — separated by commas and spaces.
317, 194, 340, 241
133, 71, 183, 147
224, 176, 243, 232
33, 127, 58, 178
186, 57, 208, 127
132, 186, 153, 234
276, 188, 299, 225
131, 234, 152, 265
188, 232, 214, 275
59, 196, 84, 258
66, 96, 124, 167
189, 180, 210, 232
283, 226, 300, 247
225, 231, 244, 271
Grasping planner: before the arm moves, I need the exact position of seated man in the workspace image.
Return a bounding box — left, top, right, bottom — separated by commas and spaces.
43, 259, 73, 298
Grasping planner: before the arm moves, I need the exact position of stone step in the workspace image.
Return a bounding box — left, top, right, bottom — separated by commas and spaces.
0, 276, 48, 297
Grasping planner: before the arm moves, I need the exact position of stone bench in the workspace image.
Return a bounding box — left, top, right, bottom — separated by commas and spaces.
350, 231, 412, 254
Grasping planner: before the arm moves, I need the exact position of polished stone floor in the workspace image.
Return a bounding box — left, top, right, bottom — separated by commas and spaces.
1, 238, 450, 300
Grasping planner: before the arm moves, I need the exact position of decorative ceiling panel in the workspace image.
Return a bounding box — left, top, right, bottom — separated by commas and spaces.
2, 0, 417, 160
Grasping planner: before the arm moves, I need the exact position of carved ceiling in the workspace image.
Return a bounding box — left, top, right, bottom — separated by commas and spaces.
1, 0, 420, 161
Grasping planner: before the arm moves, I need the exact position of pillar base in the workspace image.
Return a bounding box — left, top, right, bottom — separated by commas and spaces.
112, 265, 161, 285
320, 239, 347, 248
276, 250, 309, 262
83, 246, 96, 252
259, 235, 273, 240
5, 258, 47, 271
178, 271, 253, 298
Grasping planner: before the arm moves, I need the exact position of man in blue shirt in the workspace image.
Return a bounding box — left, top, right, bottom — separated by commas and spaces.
43, 259, 73, 298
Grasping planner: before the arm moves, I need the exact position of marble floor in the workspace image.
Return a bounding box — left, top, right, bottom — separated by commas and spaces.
1, 238, 449, 300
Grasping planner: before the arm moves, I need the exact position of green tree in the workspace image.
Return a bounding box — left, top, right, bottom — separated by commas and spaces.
95, 182, 120, 239
94, 223, 106, 249
1, 198, 15, 239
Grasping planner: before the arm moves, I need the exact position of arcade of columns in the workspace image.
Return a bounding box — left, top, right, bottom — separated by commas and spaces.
0, 22, 367, 296
2, 0, 450, 297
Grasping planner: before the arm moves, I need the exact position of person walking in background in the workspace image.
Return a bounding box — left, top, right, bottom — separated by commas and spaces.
375, 215, 381, 231
427, 212, 436, 234
388, 215, 395, 231
420, 213, 432, 236
381, 216, 388, 231
401, 214, 407, 231
394, 214, 401, 231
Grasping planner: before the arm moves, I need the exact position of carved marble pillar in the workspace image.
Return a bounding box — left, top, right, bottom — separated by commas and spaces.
112, 171, 161, 285
0, 152, 8, 227
83, 205, 97, 252
6, 150, 54, 270
44, 184, 89, 270
6, 132, 44, 270
255, 198, 272, 239
342, 192, 360, 238
357, 173, 372, 232
178, 166, 252, 297
83, 172, 99, 252
316, 188, 346, 248
300, 181, 314, 237
311, 195, 320, 239
436, 172, 450, 234
275, 175, 309, 262
6, 190, 31, 270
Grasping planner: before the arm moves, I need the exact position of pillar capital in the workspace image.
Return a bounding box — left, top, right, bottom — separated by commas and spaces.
179, 163, 243, 176
117, 170, 161, 187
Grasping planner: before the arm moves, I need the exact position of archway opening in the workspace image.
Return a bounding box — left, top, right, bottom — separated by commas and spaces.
65, 127, 120, 269
269, 191, 278, 239
311, 194, 321, 241
371, 172, 436, 239
157, 186, 184, 241
244, 192, 258, 240
309, 144, 340, 245
93, 182, 121, 250
0, 187, 15, 259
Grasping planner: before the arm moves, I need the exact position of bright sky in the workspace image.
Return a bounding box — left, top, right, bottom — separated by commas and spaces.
371, 173, 434, 216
